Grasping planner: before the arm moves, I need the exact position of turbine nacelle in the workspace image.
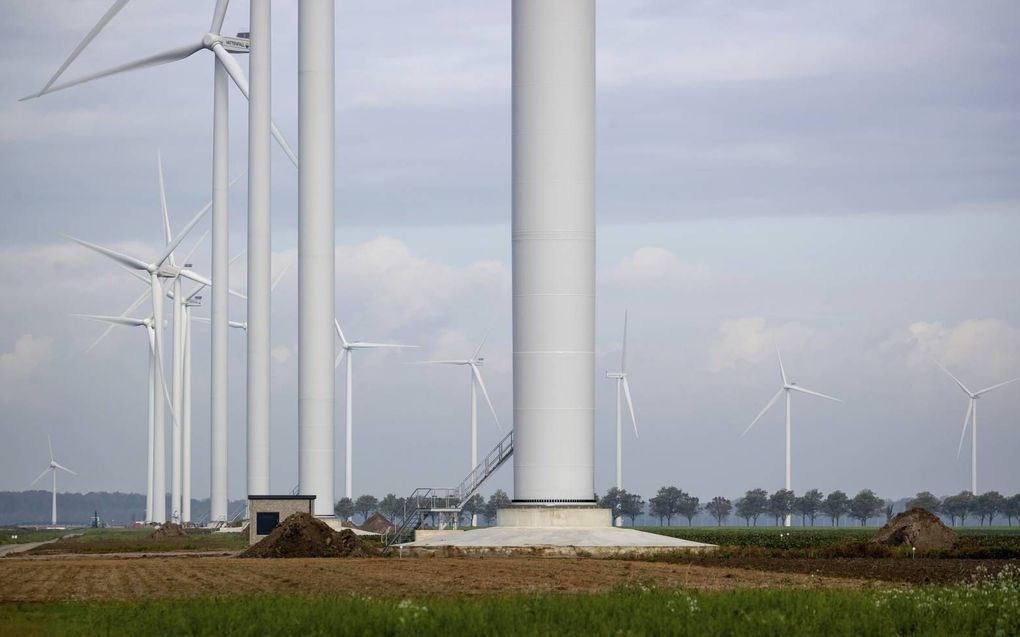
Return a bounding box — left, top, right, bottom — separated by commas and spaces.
202, 32, 250, 53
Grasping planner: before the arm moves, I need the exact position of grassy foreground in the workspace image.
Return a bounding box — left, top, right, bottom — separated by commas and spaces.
3, 567, 1018, 636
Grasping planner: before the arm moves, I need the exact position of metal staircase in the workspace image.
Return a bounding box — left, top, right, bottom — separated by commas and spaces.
384, 429, 513, 550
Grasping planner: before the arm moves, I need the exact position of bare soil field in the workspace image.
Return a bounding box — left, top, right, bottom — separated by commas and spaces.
0, 556, 874, 603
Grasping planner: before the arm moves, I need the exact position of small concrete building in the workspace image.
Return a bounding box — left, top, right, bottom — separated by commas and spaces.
247, 495, 316, 545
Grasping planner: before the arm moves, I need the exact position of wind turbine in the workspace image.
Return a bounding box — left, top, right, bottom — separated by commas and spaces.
415, 336, 502, 526
605, 311, 638, 526
72, 313, 157, 523
742, 350, 842, 526
30, 436, 76, 527
937, 362, 1020, 495
333, 319, 416, 501
23, 0, 296, 525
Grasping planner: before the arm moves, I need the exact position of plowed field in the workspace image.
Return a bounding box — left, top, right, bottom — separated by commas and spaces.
0, 556, 871, 602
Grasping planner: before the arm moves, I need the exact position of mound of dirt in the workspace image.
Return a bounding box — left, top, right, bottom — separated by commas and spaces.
240, 512, 375, 558
870, 507, 956, 551
361, 512, 395, 535
150, 523, 188, 540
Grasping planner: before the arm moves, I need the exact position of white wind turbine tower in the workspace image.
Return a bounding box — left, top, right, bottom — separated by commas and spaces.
937, 362, 1019, 495
24, 0, 296, 524
416, 336, 503, 526
604, 311, 638, 527
334, 319, 416, 501
742, 350, 842, 526
30, 436, 77, 527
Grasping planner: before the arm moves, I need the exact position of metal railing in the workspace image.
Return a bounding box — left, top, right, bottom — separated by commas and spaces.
384, 429, 514, 551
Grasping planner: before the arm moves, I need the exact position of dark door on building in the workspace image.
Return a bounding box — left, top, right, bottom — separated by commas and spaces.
256, 511, 280, 535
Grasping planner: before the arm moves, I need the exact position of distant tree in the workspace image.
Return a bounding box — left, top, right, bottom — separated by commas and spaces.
378, 493, 402, 522
354, 495, 379, 522
334, 497, 355, 521
620, 492, 646, 526
483, 489, 511, 524
767, 489, 796, 526
705, 496, 732, 526
884, 501, 896, 523
649, 487, 679, 526
907, 491, 942, 515
941, 491, 975, 526
599, 487, 627, 525
1005, 494, 1020, 527
974, 491, 1006, 526
461, 494, 486, 526
849, 490, 884, 526
735, 489, 768, 526
822, 490, 850, 526
677, 493, 701, 526
795, 489, 824, 526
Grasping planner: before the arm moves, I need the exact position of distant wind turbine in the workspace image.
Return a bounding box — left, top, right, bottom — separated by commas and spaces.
605, 311, 638, 527
414, 335, 502, 526
936, 362, 1019, 495
30, 436, 76, 527
742, 350, 842, 526
335, 319, 416, 500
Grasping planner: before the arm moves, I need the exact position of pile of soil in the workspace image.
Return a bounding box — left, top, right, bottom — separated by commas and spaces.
240, 512, 375, 558
150, 523, 188, 540
870, 507, 957, 551
361, 512, 395, 535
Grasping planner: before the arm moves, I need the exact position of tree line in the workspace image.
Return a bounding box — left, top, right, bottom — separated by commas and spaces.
331, 488, 1020, 528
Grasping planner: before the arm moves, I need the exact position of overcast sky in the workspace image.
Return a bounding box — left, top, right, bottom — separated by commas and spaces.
1, 1, 1019, 508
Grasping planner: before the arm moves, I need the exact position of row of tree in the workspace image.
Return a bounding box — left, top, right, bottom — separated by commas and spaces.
333, 488, 1020, 528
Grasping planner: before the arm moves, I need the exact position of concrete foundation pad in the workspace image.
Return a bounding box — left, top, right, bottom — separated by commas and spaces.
401, 525, 715, 557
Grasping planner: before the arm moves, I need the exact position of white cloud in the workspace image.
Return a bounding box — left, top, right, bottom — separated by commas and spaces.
603, 246, 707, 288
0, 334, 54, 402
708, 317, 830, 373
887, 319, 1020, 383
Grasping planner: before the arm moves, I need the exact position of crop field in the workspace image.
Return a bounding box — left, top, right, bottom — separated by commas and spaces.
2, 567, 1018, 636
2, 526, 1018, 635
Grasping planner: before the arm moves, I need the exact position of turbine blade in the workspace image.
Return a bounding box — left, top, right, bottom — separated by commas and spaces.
334, 346, 347, 370
777, 348, 788, 387
30, 467, 50, 487
26, 0, 132, 98
271, 261, 291, 291
28, 41, 205, 99
71, 313, 146, 328
157, 150, 173, 263
788, 385, 843, 403
86, 288, 151, 352
471, 364, 502, 432
192, 316, 210, 324
350, 343, 417, 349
472, 331, 489, 361
621, 310, 628, 373
936, 360, 973, 396
229, 249, 247, 265
957, 399, 974, 458
975, 377, 1020, 396
210, 0, 230, 34
622, 376, 638, 438
212, 45, 299, 167
334, 318, 349, 349
153, 170, 242, 269
47, 435, 53, 463
407, 360, 468, 365
149, 309, 181, 435
64, 235, 150, 271
54, 463, 77, 476
742, 388, 784, 437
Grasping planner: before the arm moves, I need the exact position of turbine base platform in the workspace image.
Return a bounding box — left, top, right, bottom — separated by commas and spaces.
398, 507, 714, 557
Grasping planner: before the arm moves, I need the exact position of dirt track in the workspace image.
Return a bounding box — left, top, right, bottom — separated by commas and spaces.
0, 556, 872, 602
